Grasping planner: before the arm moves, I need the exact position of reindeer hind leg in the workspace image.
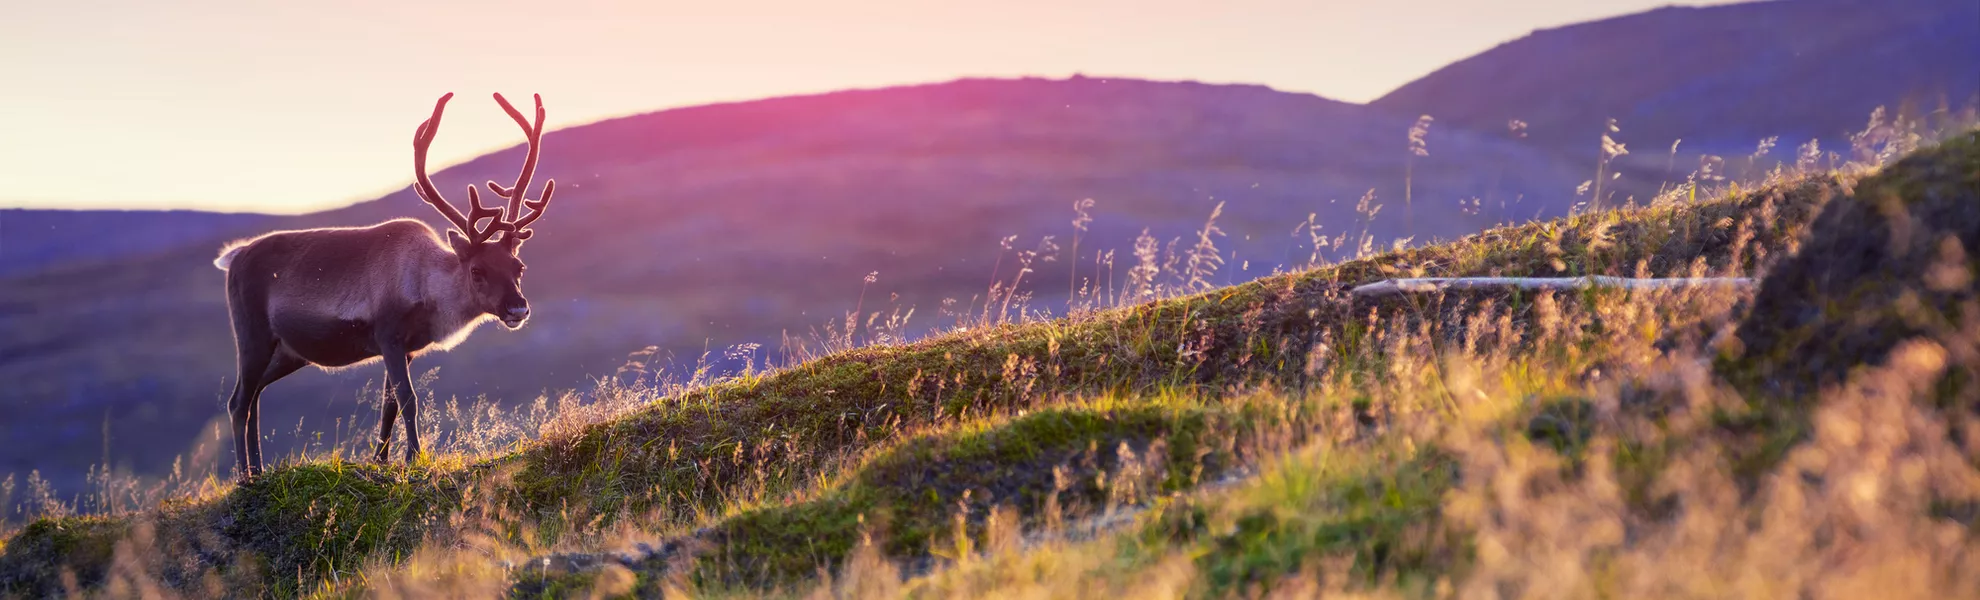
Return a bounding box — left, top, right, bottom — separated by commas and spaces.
226, 311, 277, 481
248, 347, 308, 470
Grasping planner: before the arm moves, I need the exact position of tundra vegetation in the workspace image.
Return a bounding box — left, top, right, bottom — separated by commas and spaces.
2, 112, 1977, 598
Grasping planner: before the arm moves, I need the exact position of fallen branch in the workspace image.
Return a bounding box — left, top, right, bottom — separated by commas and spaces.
1350, 276, 1753, 300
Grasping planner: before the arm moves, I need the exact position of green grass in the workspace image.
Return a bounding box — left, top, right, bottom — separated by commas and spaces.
224, 461, 465, 597
1191, 448, 1456, 596
696, 396, 1249, 588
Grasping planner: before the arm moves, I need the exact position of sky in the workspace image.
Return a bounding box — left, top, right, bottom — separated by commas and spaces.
2, 0, 1740, 214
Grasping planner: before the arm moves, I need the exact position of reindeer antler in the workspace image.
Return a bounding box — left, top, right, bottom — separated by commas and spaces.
411, 93, 510, 244
485, 93, 557, 240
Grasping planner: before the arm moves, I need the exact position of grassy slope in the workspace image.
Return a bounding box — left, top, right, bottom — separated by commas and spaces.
898, 130, 1980, 600
0, 154, 1860, 597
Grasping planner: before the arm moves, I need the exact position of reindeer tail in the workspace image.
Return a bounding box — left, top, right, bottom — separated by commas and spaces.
214, 241, 248, 270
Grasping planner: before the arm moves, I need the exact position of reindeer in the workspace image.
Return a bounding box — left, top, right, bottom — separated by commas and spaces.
211, 92, 559, 479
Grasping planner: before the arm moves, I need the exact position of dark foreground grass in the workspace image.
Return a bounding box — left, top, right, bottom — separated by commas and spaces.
1733, 131, 1980, 399
0, 158, 1854, 597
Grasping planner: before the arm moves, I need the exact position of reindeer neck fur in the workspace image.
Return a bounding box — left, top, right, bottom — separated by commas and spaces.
416, 227, 499, 354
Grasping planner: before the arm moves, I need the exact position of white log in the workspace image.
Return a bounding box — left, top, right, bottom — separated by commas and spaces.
1349, 276, 1753, 300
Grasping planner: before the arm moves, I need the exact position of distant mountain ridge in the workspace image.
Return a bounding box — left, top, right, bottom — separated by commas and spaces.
1373, 0, 1980, 157
0, 209, 275, 278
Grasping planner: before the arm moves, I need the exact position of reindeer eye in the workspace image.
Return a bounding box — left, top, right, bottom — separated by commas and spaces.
471, 267, 487, 280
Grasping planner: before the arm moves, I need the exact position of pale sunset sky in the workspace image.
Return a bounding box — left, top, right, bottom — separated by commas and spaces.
3, 0, 1738, 214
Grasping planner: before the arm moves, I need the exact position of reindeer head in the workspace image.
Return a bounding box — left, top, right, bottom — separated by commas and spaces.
411, 92, 559, 329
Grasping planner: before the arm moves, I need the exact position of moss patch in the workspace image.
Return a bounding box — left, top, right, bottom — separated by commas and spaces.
0, 516, 128, 597
693, 400, 1256, 588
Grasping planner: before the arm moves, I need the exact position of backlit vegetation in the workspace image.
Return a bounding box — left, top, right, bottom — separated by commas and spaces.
3, 111, 1976, 598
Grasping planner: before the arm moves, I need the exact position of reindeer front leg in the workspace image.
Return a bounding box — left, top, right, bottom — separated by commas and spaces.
377, 347, 422, 466
371, 369, 399, 464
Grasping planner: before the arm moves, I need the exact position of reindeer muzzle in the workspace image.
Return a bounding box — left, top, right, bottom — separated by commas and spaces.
501, 305, 530, 328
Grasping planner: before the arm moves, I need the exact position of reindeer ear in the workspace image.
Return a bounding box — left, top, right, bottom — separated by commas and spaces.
447, 229, 475, 256
501, 231, 525, 254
